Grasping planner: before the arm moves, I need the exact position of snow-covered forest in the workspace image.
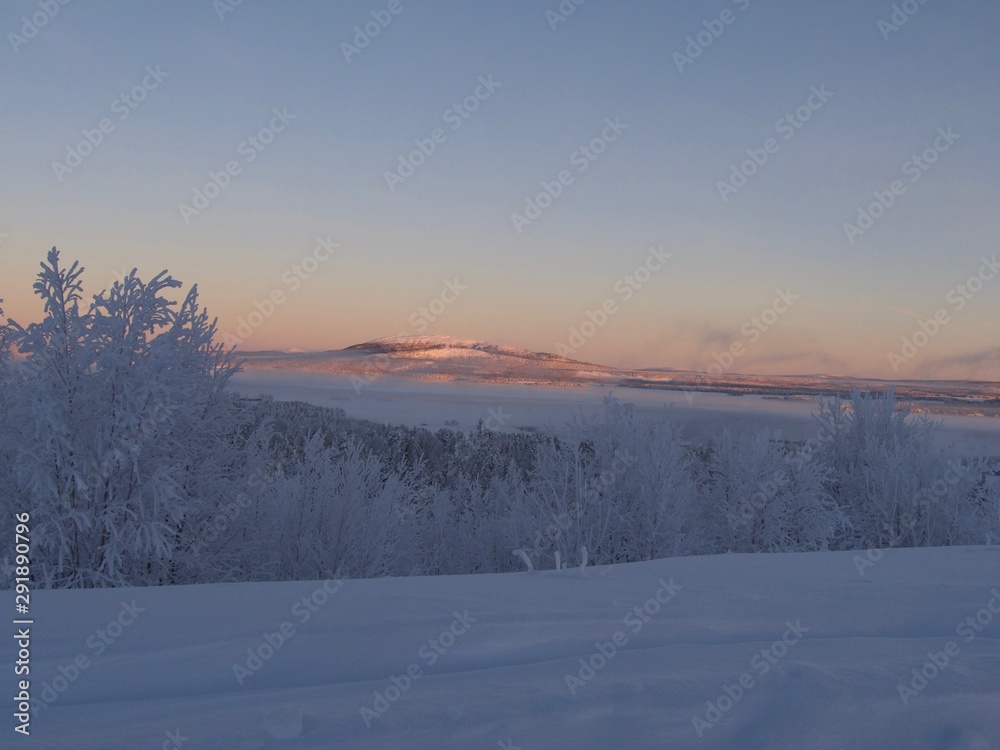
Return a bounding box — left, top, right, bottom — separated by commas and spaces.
2, 251, 998, 589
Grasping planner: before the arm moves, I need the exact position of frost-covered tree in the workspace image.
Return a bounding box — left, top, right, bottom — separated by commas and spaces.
0, 248, 241, 587
517, 396, 701, 569
814, 389, 999, 548
227, 429, 424, 580
427, 462, 526, 575
699, 429, 844, 552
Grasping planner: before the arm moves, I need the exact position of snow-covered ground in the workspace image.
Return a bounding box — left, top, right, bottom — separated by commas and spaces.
19, 546, 1000, 749
229, 370, 1000, 456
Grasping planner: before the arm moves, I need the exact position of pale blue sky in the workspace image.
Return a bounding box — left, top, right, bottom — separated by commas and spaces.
2, 0, 998, 378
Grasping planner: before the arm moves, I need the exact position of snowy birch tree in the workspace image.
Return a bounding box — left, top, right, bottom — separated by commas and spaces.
0, 248, 241, 587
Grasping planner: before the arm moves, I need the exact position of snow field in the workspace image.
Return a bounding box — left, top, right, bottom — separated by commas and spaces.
17, 545, 1000, 749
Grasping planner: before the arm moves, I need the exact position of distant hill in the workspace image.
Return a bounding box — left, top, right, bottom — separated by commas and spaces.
344, 335, 575, 362
240, 335, 615, 386
236, 335, 1000, 412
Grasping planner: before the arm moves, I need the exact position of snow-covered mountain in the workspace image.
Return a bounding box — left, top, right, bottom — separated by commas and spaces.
237, 335, 1000, 412
345, 334, 575, 360
241, 335, 616, 386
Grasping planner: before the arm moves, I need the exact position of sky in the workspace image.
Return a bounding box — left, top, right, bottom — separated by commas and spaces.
1, 0, 998, 380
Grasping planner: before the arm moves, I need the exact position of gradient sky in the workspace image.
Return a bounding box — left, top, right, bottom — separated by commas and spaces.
2, 0, 999, 379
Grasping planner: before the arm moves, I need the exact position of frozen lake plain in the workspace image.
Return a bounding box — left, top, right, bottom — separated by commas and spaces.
230, 370, 1000, 456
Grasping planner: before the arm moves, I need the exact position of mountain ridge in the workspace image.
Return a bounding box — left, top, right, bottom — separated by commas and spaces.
235, 335, 1000, 411
343, 335, 582, 363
